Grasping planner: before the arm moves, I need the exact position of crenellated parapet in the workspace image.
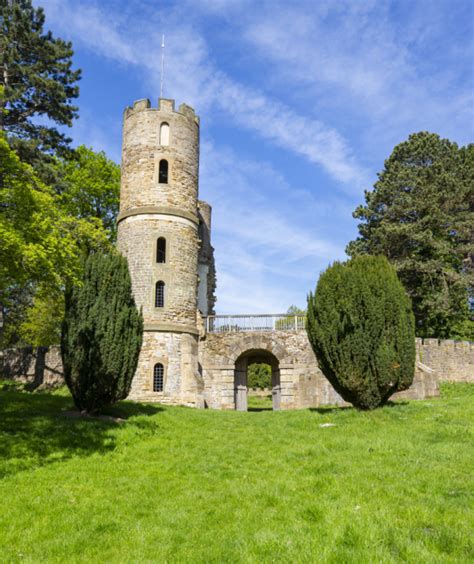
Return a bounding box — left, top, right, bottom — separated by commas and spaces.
123, 98, 200, 125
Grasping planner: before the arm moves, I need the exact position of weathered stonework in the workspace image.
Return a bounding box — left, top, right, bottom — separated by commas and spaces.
197, 333, 462, 409
197, 200, 216, 316
0, 346, 63, 388
116, 97, 214, 406
2, 339, 472, 405
127, 331, 203, 406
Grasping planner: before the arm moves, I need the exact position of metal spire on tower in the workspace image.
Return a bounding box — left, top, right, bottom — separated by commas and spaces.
160, 34, 165, 99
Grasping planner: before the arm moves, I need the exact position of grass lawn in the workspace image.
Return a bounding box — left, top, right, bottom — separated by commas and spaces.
0, 383, 473, 562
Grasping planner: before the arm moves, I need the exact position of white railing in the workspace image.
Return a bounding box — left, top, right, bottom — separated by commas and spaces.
205, 314, 306, 333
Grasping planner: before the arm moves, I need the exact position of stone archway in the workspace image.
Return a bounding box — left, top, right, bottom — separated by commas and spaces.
234, 349, 281, 411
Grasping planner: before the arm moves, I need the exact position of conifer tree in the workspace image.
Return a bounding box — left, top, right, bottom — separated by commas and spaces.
61, 252, 143, 414
0, 0, 81, 179
307, 255, 415, 410
347, 132, 473, 339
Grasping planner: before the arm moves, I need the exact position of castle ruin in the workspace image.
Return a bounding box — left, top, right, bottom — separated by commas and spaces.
115, 97, 455, 410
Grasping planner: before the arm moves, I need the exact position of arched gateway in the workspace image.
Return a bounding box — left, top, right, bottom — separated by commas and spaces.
197, 328, 338, 410
234, 349, 281, 411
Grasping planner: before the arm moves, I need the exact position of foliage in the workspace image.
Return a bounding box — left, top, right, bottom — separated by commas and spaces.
61, 252, 143, 414
58, 145, 120, 241
0, 134, 87, 295
275, 304, 306, 330
0, 384, 472, 561
0, 134, 110, 346
307, 255, 415, 409
0, 0, 80, 177
247, 363, 271, 389
347, 132, 474, 339
19, 286, 64, 346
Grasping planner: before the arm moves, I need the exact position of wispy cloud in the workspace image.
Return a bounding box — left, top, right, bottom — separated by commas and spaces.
233, 1, 473, 150
200, 141, 350, 312
39, 0, 369, 189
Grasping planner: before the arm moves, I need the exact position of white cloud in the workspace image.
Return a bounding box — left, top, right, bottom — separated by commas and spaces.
235, 1, 473, 149
199, 141, 349, 312
39, 0, 369, 189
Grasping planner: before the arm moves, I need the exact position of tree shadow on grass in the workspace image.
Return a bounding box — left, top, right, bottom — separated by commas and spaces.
309, 400, 410, 415
0, 389, 162, 479
102, 401, 164, 419
309, 405, 352, 415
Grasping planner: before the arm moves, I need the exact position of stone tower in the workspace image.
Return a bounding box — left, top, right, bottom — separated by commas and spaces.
117, 97, 214, 405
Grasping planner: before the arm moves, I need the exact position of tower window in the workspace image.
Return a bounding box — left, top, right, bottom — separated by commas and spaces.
155, 281, 165, 308
153, 363, 164, 392
160, 122, 170, 146
159, 159, 168, 184
157, 237, 166, 263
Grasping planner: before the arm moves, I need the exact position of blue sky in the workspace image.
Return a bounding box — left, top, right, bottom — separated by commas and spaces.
37, 0, 473, 313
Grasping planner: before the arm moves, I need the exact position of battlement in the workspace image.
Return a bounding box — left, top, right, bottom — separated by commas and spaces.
123, 97, 199, 124
417, 337, 473, 349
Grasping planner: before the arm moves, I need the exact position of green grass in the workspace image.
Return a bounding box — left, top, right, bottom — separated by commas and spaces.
0, 383, 473, 562
248, 393, 273, 411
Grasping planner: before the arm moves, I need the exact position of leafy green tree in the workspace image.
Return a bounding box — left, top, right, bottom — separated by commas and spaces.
307, 255, 415, 410
19, 286, 64, 346
0, 133, 109, 346
61, 252, 143, 414
58, 145, 120, 241
248, 363, 271, 389
347, 132, 473, 339
275, 305, 306, 330
0, 0, 80, 178
0, 133, 81, 294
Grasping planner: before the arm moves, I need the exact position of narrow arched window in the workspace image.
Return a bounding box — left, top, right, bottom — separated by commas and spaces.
157, 237, 166, 263
160, 122, 170, 146
155, 281, 165, 308
159, 159, 168, 184
153, 363, 164, 392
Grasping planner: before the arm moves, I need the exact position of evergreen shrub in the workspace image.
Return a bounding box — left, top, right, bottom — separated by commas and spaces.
307, 255, 415, 409
61, 252, 143, 413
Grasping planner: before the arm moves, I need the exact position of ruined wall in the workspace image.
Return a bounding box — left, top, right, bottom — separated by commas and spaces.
0, 346, 63, 388
199, 334, 474, 409
2, 338, 473, 405
416, 339, 474, 382
197, 200, 216, 316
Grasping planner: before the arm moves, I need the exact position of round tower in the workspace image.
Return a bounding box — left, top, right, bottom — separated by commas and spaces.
117, 97, 203, 405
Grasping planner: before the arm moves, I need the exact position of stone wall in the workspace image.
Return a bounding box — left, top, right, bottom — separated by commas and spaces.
416, 338, 473, 382
197, 200, 216, 316
128, 331, 202, 406
199, 333, 474, 410
118, 216, 198, 330
0, 346, 63, 388
119, 98, 199, 217
2, 336, 472, 405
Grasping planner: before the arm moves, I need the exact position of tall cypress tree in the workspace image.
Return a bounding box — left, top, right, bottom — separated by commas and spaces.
61, 252, 143, 414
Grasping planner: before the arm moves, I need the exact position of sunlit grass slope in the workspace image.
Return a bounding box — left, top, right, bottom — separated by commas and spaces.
0, 383, 472, 562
